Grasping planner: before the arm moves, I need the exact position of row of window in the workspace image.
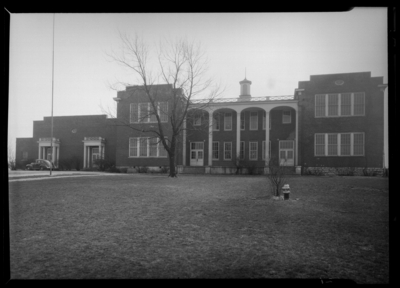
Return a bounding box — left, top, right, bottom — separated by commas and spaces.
194, 110, 292, 131
130, 102, 169, 123
129, 137, 168, 157
315, 133, 364, 156
315, 92, 365, 117
212, 141, 272, 161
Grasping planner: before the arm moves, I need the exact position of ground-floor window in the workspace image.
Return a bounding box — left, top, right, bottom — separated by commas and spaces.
212, 141, 219, 160
314, 132, 364, 156
249, 141, 258, 160
129, 137, 168, 158
224, 142, 232, 160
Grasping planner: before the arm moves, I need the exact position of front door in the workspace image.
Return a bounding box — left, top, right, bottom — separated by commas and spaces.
190, 142, 204, 166
279, 140, 294, 166
91, 147, 100, 167
45, 147, 52, 161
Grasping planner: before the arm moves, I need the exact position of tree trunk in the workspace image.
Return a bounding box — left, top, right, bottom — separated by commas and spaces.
168, 153, 177, 177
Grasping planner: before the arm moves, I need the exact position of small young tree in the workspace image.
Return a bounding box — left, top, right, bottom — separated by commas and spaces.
266, 155, 289, 197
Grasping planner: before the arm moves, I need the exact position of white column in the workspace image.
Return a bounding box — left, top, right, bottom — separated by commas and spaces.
208, 111, 213, 166
182, 117, 186, 166
236, 111, 241, 159
295, 109, 299, 166
99, 145, 101, 159
51, 145, 55, 164
265, 111, 270, 166
83, 145, 87, 168
57, 146, 60, 167
38, 145, 41, 159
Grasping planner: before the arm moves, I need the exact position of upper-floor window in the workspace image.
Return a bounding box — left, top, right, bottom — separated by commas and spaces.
282, 110, 291, 124
240, 112, 245, 130
250, 112, 258, 130
315, 92, 365, 117
314, 132, 364, 156
194, 114, 202, 126
130, 102, 169, 124
224, 113, 232, 131
213, 114, 220, 131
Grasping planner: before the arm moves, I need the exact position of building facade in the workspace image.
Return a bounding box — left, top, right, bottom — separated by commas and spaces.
15, 72, 388, 174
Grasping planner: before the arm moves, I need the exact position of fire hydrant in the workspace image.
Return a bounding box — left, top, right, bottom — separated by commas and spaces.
282, 184, 290, 200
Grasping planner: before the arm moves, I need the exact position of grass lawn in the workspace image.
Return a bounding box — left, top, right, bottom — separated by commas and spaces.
8, 174, 389, 282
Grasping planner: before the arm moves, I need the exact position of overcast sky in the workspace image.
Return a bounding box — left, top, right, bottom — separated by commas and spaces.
8, 8, 388, 150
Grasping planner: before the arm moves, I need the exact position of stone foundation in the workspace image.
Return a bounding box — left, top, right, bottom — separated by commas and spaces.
305, 166, 385, 176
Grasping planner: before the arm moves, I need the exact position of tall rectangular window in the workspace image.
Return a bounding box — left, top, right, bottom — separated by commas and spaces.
282, 110, 291, 124
341, 93, 352, 116
149, 103, 157, 122
315, 134, 326, 156
240, 141, 245, 160
327, 134, 338, 156
129, 138, 138, 157
353, 93, 365, 116
194, 114, 201, 126
328, 94, 339, 116
353, 133, 364, 155
315, 133, 364, 156
213, 114, 220, 131
139, 138, 148, 156
159, 102, 168, 122
262, 112, 266, 129
250, 112, 258, 130
240, 112, 245, 130
224, 142, 232, 160
249, 142, 258, 160
212, 141, 219, 160
315, 94, 326, 117
139, 103, 149, 123
340, 133, 351, 156
224, 113, 232, 131
130, 103, 138, 123
149, 137, 158, 157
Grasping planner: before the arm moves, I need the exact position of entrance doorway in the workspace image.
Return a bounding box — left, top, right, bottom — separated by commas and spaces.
91, 147, 100, 167
279, 140, 294, 166
190, 142, 204, 166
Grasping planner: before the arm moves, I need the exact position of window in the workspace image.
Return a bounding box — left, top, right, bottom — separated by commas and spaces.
224, 142, 232, 160
282, 110, 291, 124
240, 112, 245, 130
315, 93, 365, 117
212, 141, 219, 160
213, 114, 220, 131
250, 112, 258, 130
314, 133, 364, 156
240, 141, 245, 160
194, 114, 202, 126
249, 142, 258, 160
262, 141, 271, 160
224, 113, 232, 131
263, 112, 266, 129
129, 137, 168, 158
130, 102, 169, 123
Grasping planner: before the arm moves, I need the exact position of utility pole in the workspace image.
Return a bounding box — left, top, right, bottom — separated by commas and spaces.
50, 13, 55, 176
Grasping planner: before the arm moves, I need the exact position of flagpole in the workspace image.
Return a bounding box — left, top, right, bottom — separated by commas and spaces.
50, 13, 55, 176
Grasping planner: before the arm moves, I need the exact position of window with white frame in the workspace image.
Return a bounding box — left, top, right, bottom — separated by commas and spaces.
240, 112, 245, 130
194, 114, 202, 126
224, 112, 232, 131
212, 141, 219, 160
129, 137, 168, 157
249, 141, 258, 160
250, 112, 258, 130
130, 102, 169, 123
314, 133, 364, 156
224, 142, 232, 160
262, 141, 271, 160
315, 92, 365, 117
213, 114, 220, 131
282, 110, 291, 124
240, 141, 245, 160
263, 112, 266, 130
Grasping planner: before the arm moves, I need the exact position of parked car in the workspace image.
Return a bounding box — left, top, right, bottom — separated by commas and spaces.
25, 159, 54, 170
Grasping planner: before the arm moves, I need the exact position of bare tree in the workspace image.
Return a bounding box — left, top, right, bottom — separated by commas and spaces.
107, 33, 222, 177
266, 155, 290, 197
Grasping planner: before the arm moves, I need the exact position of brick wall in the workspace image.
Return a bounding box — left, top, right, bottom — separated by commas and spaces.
297, 72, 384, 168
